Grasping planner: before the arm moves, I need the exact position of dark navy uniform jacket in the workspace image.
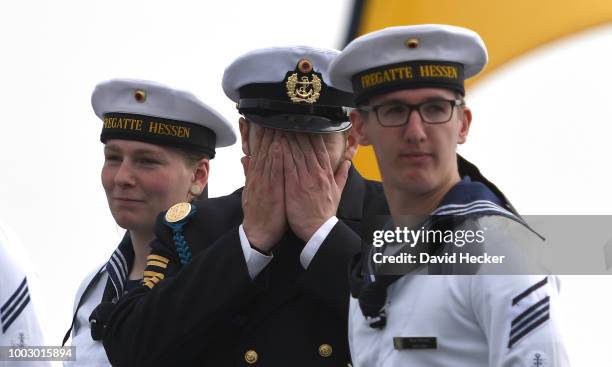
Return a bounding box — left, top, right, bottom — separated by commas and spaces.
102, 166, 388, 366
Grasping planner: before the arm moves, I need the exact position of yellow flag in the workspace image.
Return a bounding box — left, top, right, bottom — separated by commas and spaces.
347, 0, 612, 180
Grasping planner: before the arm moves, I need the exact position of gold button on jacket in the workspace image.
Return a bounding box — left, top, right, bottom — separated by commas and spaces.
318, 344, 333, 357
245, 350, 258, 364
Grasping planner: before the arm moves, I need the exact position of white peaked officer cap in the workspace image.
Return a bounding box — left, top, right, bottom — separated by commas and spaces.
222, 46, 355, 133
329, 24, 488, 104
92, 78, 236, 158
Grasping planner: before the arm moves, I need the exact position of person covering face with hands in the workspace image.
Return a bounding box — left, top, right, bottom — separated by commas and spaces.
240, 125, 352, 254
101, 46, 389, 367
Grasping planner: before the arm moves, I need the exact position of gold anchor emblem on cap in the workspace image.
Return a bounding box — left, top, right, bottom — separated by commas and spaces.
165, 202, 192, 223
286, 58, 322, 104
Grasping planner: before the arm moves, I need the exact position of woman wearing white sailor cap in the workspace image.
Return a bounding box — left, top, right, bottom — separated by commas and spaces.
62, 78, 235, 366
329, 25, 570, 366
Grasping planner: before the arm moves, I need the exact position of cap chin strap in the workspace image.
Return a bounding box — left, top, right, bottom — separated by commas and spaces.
238, 98, 349, 121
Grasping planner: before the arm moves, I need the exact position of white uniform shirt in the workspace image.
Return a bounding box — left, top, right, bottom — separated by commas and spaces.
64, 266, 111, 367
0, 221, 50, 367
350, 275, 568, 367
349, 216, 570, 367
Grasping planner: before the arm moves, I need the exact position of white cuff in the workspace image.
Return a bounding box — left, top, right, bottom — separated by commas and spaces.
239, 224, 273, 279
300, 216, 339, 269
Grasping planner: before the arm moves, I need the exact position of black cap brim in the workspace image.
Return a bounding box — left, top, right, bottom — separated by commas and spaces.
244, 113, 351, 133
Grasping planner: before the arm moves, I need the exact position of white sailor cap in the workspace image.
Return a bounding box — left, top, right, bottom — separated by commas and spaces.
329, 24, 488, 104
222, 46, 354, 133
92, 78, 236, 158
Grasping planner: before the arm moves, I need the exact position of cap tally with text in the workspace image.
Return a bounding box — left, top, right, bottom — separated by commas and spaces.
92, 79, 236, 158
222, 46, 354, 133
329, 24, 488, 104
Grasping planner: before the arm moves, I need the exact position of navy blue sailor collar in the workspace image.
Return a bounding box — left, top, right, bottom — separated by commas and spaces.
431, 176, 541, 239
104, 233, 135, 301
456, 154, 518, 214
355, 172, 542, 330
433, 176, 505, 215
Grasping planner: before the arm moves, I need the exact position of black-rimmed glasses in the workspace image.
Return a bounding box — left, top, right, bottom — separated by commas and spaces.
359, 99, 465, 126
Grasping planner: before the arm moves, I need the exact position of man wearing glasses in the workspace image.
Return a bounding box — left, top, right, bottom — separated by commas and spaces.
329, 24, 569, 366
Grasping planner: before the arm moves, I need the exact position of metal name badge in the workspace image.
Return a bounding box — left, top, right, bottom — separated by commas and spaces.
393, 337, 437, 350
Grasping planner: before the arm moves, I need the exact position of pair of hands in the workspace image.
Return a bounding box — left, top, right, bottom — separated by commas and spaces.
241, 128, 351, 253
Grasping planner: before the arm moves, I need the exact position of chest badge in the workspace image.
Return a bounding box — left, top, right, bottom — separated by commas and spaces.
526, 351, 550, 367
165, 202, 192, 223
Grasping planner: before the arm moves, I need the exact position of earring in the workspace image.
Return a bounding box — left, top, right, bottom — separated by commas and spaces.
189, 184, 201, 196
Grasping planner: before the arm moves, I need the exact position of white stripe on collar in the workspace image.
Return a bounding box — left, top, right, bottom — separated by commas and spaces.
115, 250, 129, 275
111, 253, 127, 282
432, 200, 513, 217
107, 257, 123, 297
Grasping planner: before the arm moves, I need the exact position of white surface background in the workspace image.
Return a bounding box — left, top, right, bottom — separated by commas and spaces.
0, 1, 610, 364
